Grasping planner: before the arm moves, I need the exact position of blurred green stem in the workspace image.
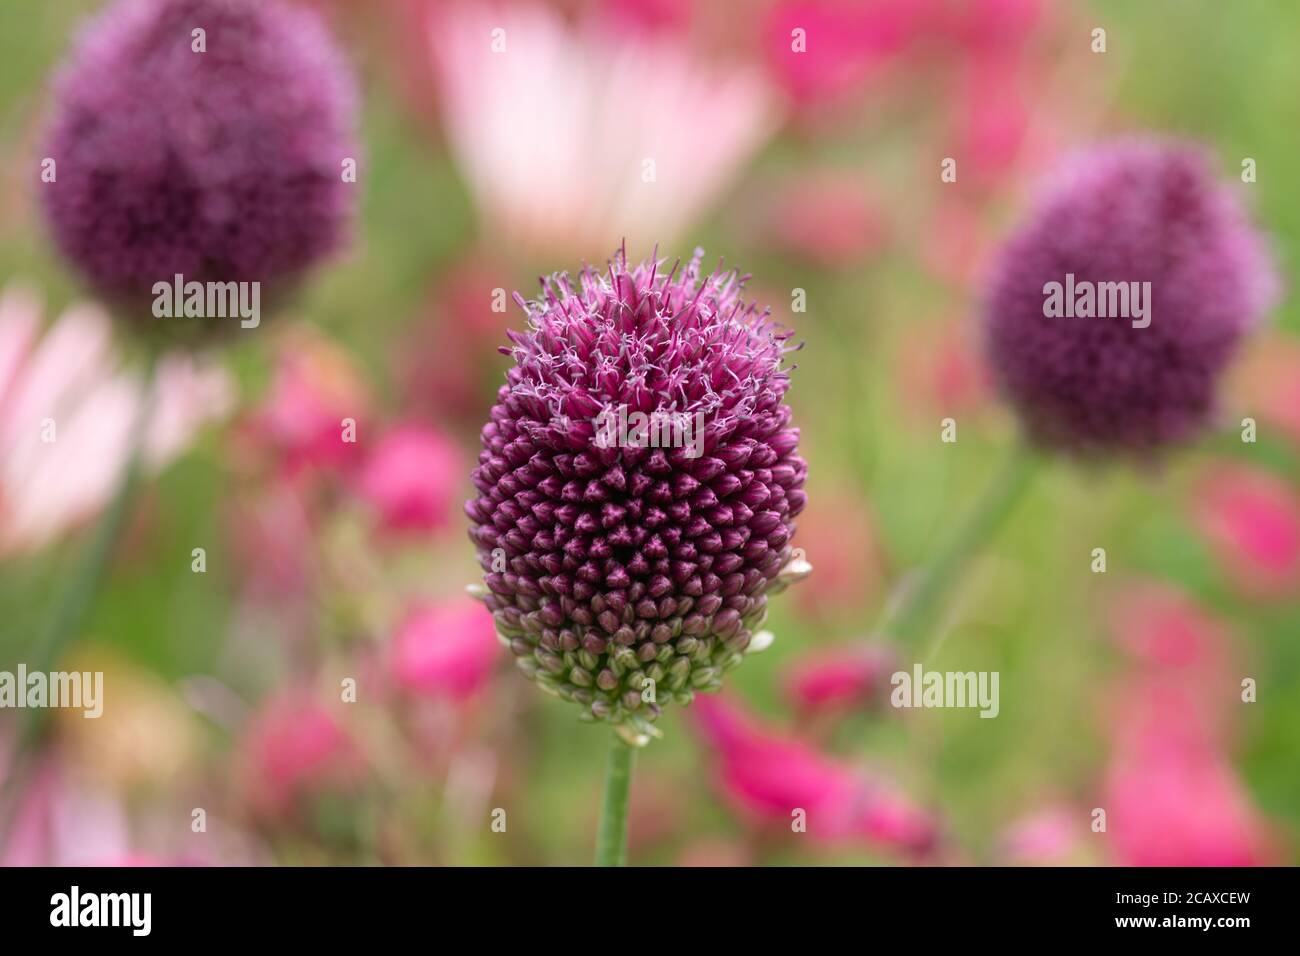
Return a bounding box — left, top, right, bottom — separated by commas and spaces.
594, 734, 637, 867
875, 442, 1039, 648
0, 352, 158, 846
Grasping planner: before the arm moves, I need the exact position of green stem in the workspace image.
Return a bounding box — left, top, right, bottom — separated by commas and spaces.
594, 734, 637, 867
0, 353, 158, 846
875, 442, 1039, 648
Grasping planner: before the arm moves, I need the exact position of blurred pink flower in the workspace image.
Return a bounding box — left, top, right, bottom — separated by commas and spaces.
357, 424, 463, 534
1108, 582, 1229, 674
783, 644, 896, 715
430, 2, 775, 257
0, 283, 232, 557
1191, 464, 1300, 600
1099, 587, 1277, 866
761, 0, 922, 109
1101, 584, 1236, 753
243, 325, 369, 477
951, 53, 1030, 187
692, 695, 936, 855
931, 0, 1051, 186
239, 689, 362, 820
1104, 727, 1274, 867
390, 598, 501, 701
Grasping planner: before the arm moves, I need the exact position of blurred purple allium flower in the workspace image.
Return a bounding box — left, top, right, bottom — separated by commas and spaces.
982, 140, 1279, 453
466, 248, 808, 742
40, 0, 357, 325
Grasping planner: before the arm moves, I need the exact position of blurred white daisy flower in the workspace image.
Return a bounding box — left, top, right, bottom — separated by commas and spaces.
430, 2, 778, 258
0, 282, 233, 556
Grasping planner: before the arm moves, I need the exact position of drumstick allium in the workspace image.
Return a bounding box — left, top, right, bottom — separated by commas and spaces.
982, 140, 1279, 454
467, 248, 809, 744
40, 0, 358, 328
874, 139, 1281, 647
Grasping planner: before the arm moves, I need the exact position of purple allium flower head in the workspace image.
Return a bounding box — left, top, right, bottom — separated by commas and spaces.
982, 139, 1279, 453
466, 248, 809, 742
40, 0, 357, 328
